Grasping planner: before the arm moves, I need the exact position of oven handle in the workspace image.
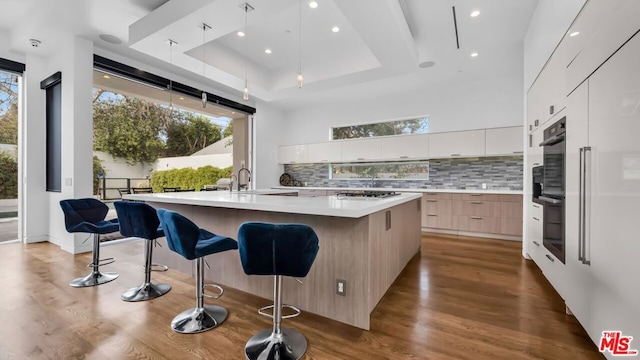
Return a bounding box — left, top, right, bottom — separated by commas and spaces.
539, 133, 565, 147
539, 196, 563, 205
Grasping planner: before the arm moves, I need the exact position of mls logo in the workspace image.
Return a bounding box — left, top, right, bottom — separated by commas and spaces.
599, 331, 638, 356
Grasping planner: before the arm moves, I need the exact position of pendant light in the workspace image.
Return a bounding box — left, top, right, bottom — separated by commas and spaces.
242, 3, 251, 101
201, 23, 211, 108
168, 39, 177, 113
297, 0, 304, 88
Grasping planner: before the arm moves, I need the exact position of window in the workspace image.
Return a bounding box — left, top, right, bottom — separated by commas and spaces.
331, 117, 429, 140
331, 161, 429, 181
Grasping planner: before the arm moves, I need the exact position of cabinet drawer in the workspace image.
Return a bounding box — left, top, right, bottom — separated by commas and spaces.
422, 214, 453, 230
453, 200, 500, 217
499, 195, 523, 203
423, 192, 452, 200
452, 193, 500, 202
500, 201, 523, 219
500, 217, 523, 236
454, 216, 500, 234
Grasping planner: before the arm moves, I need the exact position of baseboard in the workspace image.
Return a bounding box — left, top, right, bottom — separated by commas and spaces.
422, 228, 522, 242
24, 235, 48, 244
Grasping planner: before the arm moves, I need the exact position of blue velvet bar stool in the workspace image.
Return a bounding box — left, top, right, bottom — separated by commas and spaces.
114, 201, 171, 302
237, 222, 319, 360
156, 208, 238, 334
59, 198, 120, 287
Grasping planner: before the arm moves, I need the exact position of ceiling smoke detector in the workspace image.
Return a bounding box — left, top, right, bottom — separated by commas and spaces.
419, 61, 435, 69
29, 39, 41, 47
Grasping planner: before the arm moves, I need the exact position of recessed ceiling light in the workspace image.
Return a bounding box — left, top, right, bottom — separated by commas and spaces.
102, 75, 110, 79
332, 26, 340, 33
569, 31, 580, 37
470, 52, 479, 57
179, 97, 184, 100
265, 49, 272, 54
470, 10, 480, 17
309, 1, 318, 9
237, 31, 245, 37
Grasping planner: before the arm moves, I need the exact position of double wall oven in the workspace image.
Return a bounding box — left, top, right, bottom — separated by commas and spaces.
539, 117, 566, 264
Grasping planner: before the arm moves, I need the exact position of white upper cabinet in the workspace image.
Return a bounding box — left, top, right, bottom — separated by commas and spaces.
527, 80, 543, 133
485, 126, 524, 156
340, 138, 381, 162
307, 142, 342, 163
428, 129, 486, 158
379, 134, 429, 160
277, 145, 308, 164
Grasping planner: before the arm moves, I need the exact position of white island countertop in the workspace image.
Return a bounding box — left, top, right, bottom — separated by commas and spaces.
123, 189, 422, 218
273, 186, 523, 195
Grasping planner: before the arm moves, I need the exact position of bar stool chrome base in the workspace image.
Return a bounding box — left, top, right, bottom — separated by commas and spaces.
69, 271, 119, 288
121, 282, 171, 302
171, 305, 228, 334
245, 328, 307, 360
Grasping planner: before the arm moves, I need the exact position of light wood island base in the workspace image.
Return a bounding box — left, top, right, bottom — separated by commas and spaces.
147, 198, 421, 330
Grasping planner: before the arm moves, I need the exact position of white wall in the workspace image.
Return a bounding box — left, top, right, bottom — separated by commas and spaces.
281, 73, 524, 145
523, 0, 587, 90
95, 151, 152, 179
0, 29, 25, 64
155, 154, 233, 172
254, 101, 285, 189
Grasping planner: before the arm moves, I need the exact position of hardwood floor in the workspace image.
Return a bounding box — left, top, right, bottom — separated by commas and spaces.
0, 234, 602, 359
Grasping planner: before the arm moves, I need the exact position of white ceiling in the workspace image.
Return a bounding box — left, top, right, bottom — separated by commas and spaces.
0, 0, 538, 111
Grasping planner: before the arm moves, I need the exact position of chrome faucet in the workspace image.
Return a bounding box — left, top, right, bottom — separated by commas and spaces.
229, 175, 238, 193
237, 167, 252, 191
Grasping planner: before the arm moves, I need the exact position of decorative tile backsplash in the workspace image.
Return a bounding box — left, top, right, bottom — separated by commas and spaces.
283, 156, 523, 190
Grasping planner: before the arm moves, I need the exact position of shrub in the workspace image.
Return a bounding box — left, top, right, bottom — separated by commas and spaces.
0, 152, 18, 199
93, 156, 105, 195
150, 166, 233, 192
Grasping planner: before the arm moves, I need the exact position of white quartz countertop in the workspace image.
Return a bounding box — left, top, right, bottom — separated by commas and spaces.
123, 189, 422, 218
272, 186, 523, 195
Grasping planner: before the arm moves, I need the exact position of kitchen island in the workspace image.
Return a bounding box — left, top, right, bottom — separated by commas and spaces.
123, 190, 422, 330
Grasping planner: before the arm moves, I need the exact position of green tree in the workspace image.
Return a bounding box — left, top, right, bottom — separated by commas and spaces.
165, 112, 222, 156
0, 152, 17, 199
223, 121, 233, 138
0, 103, 18, 144
93, 156, 105, 195
93, 96, 167, 164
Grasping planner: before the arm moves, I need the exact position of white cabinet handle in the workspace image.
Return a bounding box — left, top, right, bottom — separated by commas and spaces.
533, 217, 540, 221
399, 156, 409, 159
533, 241, 540, 247
545, 254, 555, 262
451, 153, 461, 156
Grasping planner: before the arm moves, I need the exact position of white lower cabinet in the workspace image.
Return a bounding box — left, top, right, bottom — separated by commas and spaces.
526, 202, 543, 262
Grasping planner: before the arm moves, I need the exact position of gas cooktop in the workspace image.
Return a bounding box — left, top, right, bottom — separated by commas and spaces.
335, 190, 400, 199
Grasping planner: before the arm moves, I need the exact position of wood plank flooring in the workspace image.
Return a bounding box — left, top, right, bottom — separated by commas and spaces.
0, 234, 602, 359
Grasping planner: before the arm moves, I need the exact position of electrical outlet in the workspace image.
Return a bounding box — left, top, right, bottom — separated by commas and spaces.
482, 183, 487, 190
336, 279, 346, 296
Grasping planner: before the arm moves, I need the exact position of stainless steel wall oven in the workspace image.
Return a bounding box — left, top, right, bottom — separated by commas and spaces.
539, 117, 566, 263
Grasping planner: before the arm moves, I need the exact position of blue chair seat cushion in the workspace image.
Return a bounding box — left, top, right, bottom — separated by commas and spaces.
195, 229, 238, 258
67, 218, 119, 234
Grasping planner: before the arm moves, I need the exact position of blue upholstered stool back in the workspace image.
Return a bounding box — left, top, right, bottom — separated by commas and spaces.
157, 208, 202, 260
59, 198, 112, 233
237, 222, 319, 278
114, 201, 163, 240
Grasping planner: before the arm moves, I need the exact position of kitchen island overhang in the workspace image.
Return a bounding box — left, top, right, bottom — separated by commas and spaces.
123, 191, 422, 330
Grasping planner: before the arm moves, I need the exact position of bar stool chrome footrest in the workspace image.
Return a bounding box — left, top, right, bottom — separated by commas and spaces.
171, 305, 228, 334
151, 263, 169, 272
121, 282, 171, 302
245, 328, 307, 360
87, 257, 115, 268
258, 304, 301, 320
69, 270, 119, 288
202, 283, 224, 299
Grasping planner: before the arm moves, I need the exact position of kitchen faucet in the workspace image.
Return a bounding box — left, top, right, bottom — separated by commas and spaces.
237, 167, 252, 191
229, 175, 238, 193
